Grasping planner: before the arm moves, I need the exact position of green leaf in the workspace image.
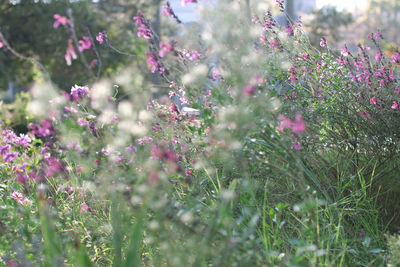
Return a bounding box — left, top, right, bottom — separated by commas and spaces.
123, 209, 145, 267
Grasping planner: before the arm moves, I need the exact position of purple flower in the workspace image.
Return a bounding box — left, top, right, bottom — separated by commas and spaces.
4, 152, 19, 162
137, 136, 153, 145
29, 119, 55, 137
320, 37, 326, 47
0, 144, 11, 155
71, 85, 89, 101
2, 129, 17, 144
16, 134, 31, 148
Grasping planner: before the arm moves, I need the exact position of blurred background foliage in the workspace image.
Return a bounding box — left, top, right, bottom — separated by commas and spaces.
0, 0, 164, 92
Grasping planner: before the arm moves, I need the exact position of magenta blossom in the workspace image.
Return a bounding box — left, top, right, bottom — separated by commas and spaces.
77, 118, 89, 127
292, 115, 306, 133
375, 50, 382, 62
159, 42, 172, 58
392, 101, 398, 110
162, 5, 173, 17
320, 37, 326, 47
188, 50, 201, 61
292, 142, 302, 150
80, 203, 89, 213
269, 38, 279, 50
4, 152, 19, 162
65, 38, 77, 66
29, 119, 55, 138
16, 134, 31, 148
96, 32, 105, 44
286, 25, 293, 36
370, 97, 377, 105
12, 191, 29, 205
2, 129, 17, 143
392, 53, 400, 63
243, 85, 255, 96
53, 14, 70, 29
277, 115, 293, 132
0, 144, 11, 155
78, 36, 92, 52
70, 85, 89, 101
341, 47, 349, 56
182, 0, 197, 7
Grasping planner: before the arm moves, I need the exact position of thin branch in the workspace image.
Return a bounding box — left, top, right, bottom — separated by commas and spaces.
0, 31, 51, 83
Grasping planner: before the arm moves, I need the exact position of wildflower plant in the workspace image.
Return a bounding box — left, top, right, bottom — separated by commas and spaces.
1, 0, 398, 266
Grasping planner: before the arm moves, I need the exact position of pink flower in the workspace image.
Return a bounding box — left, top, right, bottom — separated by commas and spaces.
78, 36, 92, 52
159, 42, 172, 58
70, 85, 89, 100
392, 53, 400, 63
65, 38, 77, 66
188, 50, 201, 61
375, 50, 382, 62
80, 203, 89, 213
286, 25, 293, 36
277, 115, 293, 132
360, 111, 370, 118
137, 136, 153, 145
12, 191, 29, 205
53, 14, 70, 29
29, 119, 55, 137
77, 118, 89, 126
243, 85, 255, 96
96, 32, 105, 44
0, 40, 4, 49
275, 0, 284, 8
292, 142, 301, 150
137, 25, 152, 39
133, 11, 145, 27
392, 101, 398, 110
291, 115, 306, 133
269, 38, 279, 50
162, 6, 173, 17
182, 0, 197, 7
375, 31, 382, 39
145, 52, 160, 73
320, 37, 326, 47
341, 47, 349, 56
64, 106, 77, 113
394, 88, 400, 94
370, 97, 377, 105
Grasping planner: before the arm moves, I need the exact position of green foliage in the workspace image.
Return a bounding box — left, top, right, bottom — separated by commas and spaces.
0, 0, 147, 90
305, 5, 353, 48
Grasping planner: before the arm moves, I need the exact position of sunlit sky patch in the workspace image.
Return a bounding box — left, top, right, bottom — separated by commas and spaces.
316, 0, 369, 11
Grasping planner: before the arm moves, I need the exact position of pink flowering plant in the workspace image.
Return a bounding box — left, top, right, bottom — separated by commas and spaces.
2, 0, 399, 266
